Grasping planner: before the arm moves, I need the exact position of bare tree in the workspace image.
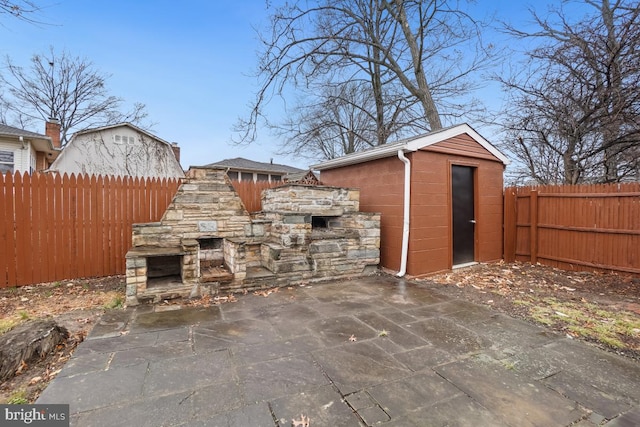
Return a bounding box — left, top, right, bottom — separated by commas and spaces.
237, 0, 495, 151
0, 47, 149, 145
274, 81, 379, 160
0, 0, 44, 25
498, 0, 640, 184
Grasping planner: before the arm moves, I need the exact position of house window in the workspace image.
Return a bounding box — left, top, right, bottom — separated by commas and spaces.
114, 135, 136, 145
271, 174, 282, 182
241, 172, 253, 182
257, 173, 269, 182
0, 150, 14, 173
227, 171, 238, 180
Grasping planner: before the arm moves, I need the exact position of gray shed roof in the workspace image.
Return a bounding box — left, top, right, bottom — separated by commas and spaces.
204, 157, 304, 174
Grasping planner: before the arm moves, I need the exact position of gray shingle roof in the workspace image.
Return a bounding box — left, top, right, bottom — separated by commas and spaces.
204, 157, 304, 174
0, 123, 48, 139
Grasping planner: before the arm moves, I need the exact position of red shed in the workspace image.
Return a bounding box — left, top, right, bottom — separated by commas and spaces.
312, 124, 509, 277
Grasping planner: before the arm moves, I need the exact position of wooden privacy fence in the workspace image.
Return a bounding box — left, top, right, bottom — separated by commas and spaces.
504, 183, 640, 275
231, 180, 282, 213
1, 172, 180, 288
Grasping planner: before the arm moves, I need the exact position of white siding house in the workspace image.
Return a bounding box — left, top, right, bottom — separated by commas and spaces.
49, 123, 184, 179
0, 123, 60, 174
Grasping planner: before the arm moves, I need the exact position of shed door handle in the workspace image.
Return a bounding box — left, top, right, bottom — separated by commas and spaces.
469, 220, 476, 224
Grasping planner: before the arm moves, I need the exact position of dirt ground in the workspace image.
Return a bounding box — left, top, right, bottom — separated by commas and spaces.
1, 261, 639, 403
421, 261, 640, 361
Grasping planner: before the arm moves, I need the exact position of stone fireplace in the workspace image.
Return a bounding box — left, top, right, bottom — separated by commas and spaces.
125, 166, 380, 305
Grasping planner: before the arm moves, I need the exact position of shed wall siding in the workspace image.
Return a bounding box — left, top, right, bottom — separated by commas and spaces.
318, 133, 504, 276
407, 150, 504, 275
320, 156, 404, 272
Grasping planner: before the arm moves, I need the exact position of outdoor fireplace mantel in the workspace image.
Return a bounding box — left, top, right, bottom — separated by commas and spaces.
125, 246, 187, 257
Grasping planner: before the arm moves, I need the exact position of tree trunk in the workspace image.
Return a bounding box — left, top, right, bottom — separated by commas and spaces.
389, 0, 442, 130
601, 0, 622, 182
0, 320, 69, 382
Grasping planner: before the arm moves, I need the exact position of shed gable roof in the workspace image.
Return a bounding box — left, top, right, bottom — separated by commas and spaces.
311, 123, 509, 170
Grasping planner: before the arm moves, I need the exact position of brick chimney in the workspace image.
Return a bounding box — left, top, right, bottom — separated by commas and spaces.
171, 142, 180, 163
45, 118, 61, 149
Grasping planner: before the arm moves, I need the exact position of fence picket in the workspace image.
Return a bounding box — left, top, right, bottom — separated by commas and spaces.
0, 172, 181, 288
504, 183, 640, 275
1, 173, 17, 286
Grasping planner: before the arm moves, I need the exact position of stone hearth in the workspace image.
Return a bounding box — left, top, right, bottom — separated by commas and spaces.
125, 166, 380, 305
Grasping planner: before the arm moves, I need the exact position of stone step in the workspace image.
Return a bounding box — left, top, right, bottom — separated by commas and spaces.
200, 266, 234, 283
264, 255, 310, 274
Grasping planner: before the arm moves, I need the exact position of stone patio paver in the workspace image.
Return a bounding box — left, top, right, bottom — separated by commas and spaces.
37, 275, 640, 426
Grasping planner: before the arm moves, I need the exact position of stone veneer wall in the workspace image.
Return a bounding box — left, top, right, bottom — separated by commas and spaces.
261, 185, 360, 215
257, 185, 380, 280
126, 169, 380, 305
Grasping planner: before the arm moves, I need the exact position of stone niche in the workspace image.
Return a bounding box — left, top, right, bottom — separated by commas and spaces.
125, 166, 380, 305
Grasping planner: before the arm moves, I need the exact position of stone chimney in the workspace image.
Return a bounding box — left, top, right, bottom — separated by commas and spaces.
171, 142, 181, 163
45, 118, 61, 149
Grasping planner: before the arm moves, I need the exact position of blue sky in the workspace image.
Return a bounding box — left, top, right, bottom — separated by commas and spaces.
0, 1, 581, 170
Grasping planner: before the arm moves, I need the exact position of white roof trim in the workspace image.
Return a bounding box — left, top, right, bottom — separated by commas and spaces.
311, 123, 510, 170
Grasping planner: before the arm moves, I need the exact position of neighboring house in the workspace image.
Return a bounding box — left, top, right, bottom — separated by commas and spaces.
204, 157, 304, 182
49, 123, 184, 179
312, 123, 510, 277
0, 121, 61, 174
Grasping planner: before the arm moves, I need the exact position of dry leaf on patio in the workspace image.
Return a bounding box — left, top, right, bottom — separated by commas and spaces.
349, 334, 357, 342
254, 288, 279, 297
292, 414, 310, 427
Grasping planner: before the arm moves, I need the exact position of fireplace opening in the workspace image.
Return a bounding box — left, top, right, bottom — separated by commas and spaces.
147, 255, 182, 287
312, 216, 337, 229
198, 237, 233, 283
199, 237, 223, 251
198, 238, 224, 268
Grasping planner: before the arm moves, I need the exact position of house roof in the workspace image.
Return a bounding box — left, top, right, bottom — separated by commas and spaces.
0, 123, 49, 140
71, 123, 174, 147
204, 157, 304, 175
311, 123, 510, 170
0, 123, 59, 155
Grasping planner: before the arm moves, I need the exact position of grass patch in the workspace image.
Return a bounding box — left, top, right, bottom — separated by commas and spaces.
18, 311, 30, 320
0, 318, 18, 335
501, 360, 517, 370
6, 390, 29, 404
529, 298, 640, 350
104, 296, 123, 309
513, 299, 533, 306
